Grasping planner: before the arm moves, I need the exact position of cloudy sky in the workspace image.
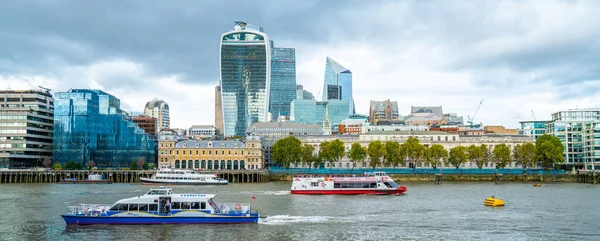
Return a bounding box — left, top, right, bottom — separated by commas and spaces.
1, 0, 599, 128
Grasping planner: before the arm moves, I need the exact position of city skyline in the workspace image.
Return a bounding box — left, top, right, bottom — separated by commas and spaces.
1, 1, 599, 129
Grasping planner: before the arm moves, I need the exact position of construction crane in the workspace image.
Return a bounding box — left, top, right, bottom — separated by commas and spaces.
467, 99, 484, 128
531, 110, 536, 121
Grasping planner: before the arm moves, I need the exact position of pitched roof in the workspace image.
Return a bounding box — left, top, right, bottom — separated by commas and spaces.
175, 140, 245, 148
411, 106, 443, 116
370, 100, 399, 113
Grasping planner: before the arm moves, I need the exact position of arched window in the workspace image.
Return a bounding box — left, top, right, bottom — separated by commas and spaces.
207, 160, 212, 170
233, 160, 238, 170
175, 160, 180, 169
240, 160, 245, 170
220, 160, 225, 170
181, 160, 186, 169
195, 160, 200, 169
188, 160, 193, 169
227, 160, 232, 170
201, 160, 206, 169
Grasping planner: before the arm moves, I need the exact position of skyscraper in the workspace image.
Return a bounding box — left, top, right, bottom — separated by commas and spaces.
220, 21, 271, 137
269, 46, 296, 120
322, 57, 354, 115
214, 85, 223, 134
53, 89, 156, 168
144, 98, 170, 133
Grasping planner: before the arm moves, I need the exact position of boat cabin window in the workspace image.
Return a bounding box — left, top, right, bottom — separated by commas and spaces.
311, 182, 319, 187
383, 182, 395, 188
149, 204, 158, 212
128, 204, 139, 211
139, 204, 148, 212
201, 202, 206, 209
172, 202, 181, 209
181, 202, 191, 209
110, 203, 128, 211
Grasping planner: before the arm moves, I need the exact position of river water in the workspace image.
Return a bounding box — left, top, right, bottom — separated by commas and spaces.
0, 181, 598, 241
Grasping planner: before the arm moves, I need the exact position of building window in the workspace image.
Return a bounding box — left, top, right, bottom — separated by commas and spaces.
196, 150, 199, 155
222, 151, 225, 155
176, 150, 179, 155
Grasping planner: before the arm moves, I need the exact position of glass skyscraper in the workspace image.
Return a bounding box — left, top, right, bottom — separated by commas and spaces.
220, 21, 270, 137
53, 89, 157, 168
290, 99, 350, 130
269, 46, 296, 120
322, 57, 354, 115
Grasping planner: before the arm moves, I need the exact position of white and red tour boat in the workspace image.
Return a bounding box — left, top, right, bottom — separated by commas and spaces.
290, 171, 407, 195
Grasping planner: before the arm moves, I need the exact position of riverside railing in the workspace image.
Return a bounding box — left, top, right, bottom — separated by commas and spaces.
268, 167, 565, 175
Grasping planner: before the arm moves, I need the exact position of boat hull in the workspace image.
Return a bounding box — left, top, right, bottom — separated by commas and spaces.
140, 178, 227, 185
291, 186, 407, 195
62, 215, 258, 225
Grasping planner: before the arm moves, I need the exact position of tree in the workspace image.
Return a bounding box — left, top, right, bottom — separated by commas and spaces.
130, 161, 137, 170
149, 163, 155, 170
64, 160, 77, 170
424, 144, 448, 169
467, 144, 485, 169
448, 146, 468, 170
271, 136, 302, 169
535, 134, 565, 169
136, 158, 146, 170
404, 136, 425, 169
312, 153, 324, 169
42, 157, 52, 168
328, 139, 346, 169
514, 142, 536, 172
384, 141, 402, 167
301, 144, 316, 169
492, 143, 512, 169
348, 142, 367, 169
479, 144, 491, 169
318, 141, 332, 168
52, 163, 61, 170
143, 162, 149, 170
367, 140, 384, 169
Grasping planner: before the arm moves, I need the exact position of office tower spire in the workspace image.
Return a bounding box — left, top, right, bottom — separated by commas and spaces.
322, 57, 354, 115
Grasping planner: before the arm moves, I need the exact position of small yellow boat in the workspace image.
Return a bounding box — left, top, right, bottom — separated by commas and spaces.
484, 196, 505, 207
533, 183, 541, 187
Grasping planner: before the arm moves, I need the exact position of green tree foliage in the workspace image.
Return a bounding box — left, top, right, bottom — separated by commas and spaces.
312, 154, 324, 169
404, 136, 425, 168
271, 136, 302, 169
130, 161, 137, 170
143, 162, 149, 170
492, 143, 512, 169
384, 141, 402, 167
149, 163, 155, 170
319, 141, 332, 168
52, 163, 62, 170
448, 146, 468, 170
535, 134, 565, 169
329, 139, 346, 168
64, 160, 78, 170
367, 140, 384, 169
517, 142, 536, 170
301, 144, 316, 169
348, 142, 367, 169
467, 144, 485, 169
424, 144, 448, 169
479, 144, 491, 169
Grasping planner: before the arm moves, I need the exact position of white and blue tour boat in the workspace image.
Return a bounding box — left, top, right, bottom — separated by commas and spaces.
140, 168, 228, 185
62, 187, 259, 225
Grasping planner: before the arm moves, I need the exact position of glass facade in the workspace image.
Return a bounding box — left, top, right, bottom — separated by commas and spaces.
220, 23, 270, 137
546, 109, 600, 167
53, 89, 157, 168
269, 47, 296, 120
518, 121, 548, 140
322, 57, 354, 115
291, 99, 350, 130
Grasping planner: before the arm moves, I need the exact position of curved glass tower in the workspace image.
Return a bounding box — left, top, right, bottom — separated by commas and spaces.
220, 22, 271, 137
322, 57, 354, 115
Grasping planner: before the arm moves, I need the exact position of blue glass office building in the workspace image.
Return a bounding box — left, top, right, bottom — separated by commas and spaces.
53, 89, 157, 168
220, 22, 270, 137
322, 57, 354, 115
290, 99, 350, 129
269, 47, 296, 120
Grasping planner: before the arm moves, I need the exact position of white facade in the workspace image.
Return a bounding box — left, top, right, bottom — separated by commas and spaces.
188, 125, 218, 139
144, 98, 170, 134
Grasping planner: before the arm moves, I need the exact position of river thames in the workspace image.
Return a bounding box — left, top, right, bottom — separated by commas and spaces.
0, 181, 598, 240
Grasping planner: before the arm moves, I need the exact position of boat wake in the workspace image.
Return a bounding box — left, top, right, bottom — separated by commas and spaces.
237, 191, 290, 196
259, 215, 355, 225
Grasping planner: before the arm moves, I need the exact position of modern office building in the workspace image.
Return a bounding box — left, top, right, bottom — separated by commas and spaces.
214, 85, 224, 134
296, 85, 315, 100
131, 115, 158, 137
158, 136, 263, 170
0, 89, 54, 169
144, 98, 170, 133
322, 57, 354, 115
444, 113, 464, 125
518, 121, 549, 140
53, 89, 157, 168
546, 109, 600, 169
269, 46, 296, 120
290, 99, 350, 130
188, 125, 218, 139
369, 99, 400, 125
246, 122, 324, 167
220, 21, 271, 136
